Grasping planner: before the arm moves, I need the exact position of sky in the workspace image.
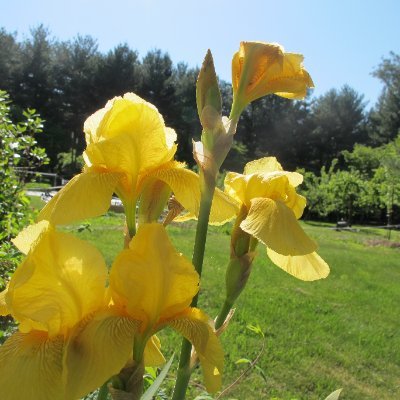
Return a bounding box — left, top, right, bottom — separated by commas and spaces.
1, 0, 400, 109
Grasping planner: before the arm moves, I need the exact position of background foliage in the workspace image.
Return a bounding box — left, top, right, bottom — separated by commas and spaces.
1, 26, 399, 187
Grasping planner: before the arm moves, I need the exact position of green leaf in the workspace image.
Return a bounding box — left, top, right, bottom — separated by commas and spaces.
246, 323, 264, 337
235, 358, 251, 365
140, 354, 174, 400
324, 389, 343, 400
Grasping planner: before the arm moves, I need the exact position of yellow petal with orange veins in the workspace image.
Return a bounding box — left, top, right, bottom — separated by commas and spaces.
149, 163, 239, 224
0, 331, 64, 400
144, 335, 166, 366
240, 198, 317, 256
267, 249, 330, 281
64, 311, 138, 400
110, 224, 199, 327
38, 171, 121, 225
270, 53, 314, 100
7, 227, 107, 336
169, 308, 223, 393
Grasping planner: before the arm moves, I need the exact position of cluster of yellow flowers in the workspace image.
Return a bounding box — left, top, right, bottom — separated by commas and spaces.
0, 42, 329, 400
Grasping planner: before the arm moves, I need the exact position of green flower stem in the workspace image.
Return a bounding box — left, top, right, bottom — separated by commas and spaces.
172, 177, 215, 400
173, 115, 241, 400
97, 380, 110, 400
123, 197, 137, 239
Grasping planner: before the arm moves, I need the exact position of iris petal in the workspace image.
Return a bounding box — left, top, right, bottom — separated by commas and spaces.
64, 311, 138, 399
38, 171, 121, 225
0, 331, 64, 400
144, 335, 166, 366
7, 223, 107, 336
110, 224, 199, 326
169, 308, 223, 393
240, 198, 317, 256
150, 163, 239, 224
267, 249, 330, 281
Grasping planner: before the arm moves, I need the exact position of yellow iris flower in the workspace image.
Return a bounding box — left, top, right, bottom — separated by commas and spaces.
231, 42, 314, 117
0, 222, 222, 399
225, 157, 329, 281
108, 223, 223, 393
38, 93, 236, 232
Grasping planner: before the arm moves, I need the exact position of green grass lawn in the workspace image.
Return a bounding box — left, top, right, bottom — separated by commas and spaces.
63, 214, 400, 400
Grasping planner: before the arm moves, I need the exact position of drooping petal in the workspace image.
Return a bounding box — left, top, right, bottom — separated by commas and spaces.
168, 308, 223, 393
64, 311, 138, 400
0, 331, 64, 400
267, 249, 330, 281
110, 224, 199, 327
38, 171, 122, 225
240, 198, 317, 256
144, 335, 166, 366
148, 162, 239, 224
7, 224, 107, 336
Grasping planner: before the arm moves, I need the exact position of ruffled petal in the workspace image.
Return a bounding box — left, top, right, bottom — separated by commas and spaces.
7, 224, 107, 336
267, 53, 314, 100
0, 331, 64, 400
267, 249, 330, 281
85, 95, 177, 172
12, 220, 49, 255
110, 224, 199, 326
224, 171, 248, 205
64, 311, 138, 399
240, 198, 317, 256
38, 171, 121, 225
150, 163, 238, 224
244, 157, 283, 174
168, 308, 223, 393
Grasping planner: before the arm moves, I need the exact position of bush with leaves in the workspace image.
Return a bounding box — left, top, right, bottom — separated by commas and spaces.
0, 90, 48, 281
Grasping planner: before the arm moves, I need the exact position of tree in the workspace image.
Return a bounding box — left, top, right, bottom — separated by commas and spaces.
369, 52, 400, 144
308, 85, 368, 169
94, 44, 141, 103
51, 35, 102, 165
0, 29, 21, 92
11, 25, 54, 113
